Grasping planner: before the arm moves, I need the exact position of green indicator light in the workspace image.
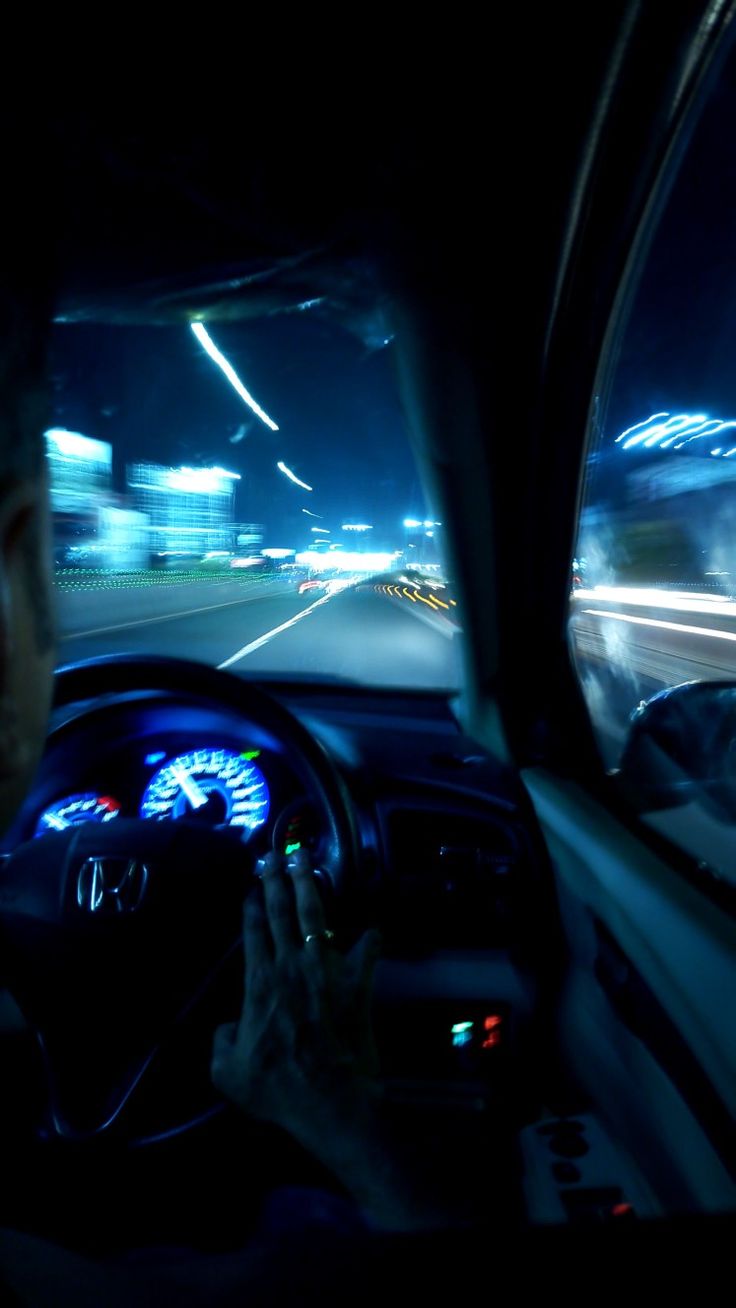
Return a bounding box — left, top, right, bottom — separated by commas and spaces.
284, 841, 302, 855
451, 1021, 473, 1035
241, 750, 261, 761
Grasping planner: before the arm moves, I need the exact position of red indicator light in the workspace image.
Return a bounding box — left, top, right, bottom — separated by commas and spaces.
482, 1032, 501, 1049
484, 1015, 502, 1031
611, 1203, 634, 1219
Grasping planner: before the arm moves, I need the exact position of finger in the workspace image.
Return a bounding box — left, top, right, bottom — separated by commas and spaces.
243, 883, 271, 994
286, 849, 328, 943
260, 852, 300, 957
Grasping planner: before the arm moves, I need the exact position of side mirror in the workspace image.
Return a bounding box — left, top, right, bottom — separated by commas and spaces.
617, 680, 736, 821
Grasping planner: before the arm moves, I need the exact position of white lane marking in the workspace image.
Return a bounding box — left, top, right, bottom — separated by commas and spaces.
582, 609, 736, 642
59, 588, 281, 641
218, 593, 334, 669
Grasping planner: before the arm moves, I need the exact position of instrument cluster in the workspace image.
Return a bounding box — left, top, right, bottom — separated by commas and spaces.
33, 742, 274, 842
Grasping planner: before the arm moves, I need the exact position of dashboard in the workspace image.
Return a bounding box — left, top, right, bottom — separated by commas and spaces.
4, 694, 318, 860
0, 670, 572, 1235
3, 678, 554, 962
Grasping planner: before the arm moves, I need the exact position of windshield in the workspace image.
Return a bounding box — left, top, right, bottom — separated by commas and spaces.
48, 314, 461, 690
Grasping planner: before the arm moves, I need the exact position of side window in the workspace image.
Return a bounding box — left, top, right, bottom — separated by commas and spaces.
570, 44, 736, 884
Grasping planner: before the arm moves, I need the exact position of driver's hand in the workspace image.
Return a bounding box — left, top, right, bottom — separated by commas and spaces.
211, 849, 382, 1156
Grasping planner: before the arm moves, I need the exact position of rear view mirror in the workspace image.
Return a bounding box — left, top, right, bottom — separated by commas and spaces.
617, 680, 736, 822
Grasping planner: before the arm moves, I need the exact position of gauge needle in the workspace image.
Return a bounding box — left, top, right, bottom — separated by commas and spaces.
172, 766, 208, 810
45, 813, 69, 831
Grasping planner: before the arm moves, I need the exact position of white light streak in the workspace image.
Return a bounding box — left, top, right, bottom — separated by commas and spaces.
277, 461, 312, 491
582, 609, 736, 644
573, 585, 736, 617
191, 323, 279, 431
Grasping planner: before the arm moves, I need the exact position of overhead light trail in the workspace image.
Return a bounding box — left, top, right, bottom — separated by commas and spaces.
277, 460, 313, 491
302, 508, 323, 518
190, 323, 279, 431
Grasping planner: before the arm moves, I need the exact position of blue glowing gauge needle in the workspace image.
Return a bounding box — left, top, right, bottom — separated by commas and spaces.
172, 766, 208, 810
45, 812, 69, 831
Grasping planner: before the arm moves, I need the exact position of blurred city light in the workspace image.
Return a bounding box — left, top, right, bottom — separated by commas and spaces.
301, 508, 323, 518
46, 428, 110, 462
403, 518, 422, 528
341, 523, 372, 532
296, 550, 400, 572
310, 527, 330, 534
277, 461, 313, 491
164, 466, 241, 494
616, 411, 736, 451
190, 323, 279, 431
128, 462, 243, 557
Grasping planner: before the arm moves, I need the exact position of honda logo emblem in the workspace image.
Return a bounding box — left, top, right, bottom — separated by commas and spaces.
76, 857, 149, 914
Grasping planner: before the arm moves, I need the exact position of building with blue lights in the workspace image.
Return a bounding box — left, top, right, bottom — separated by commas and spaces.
126, 462, 247, 558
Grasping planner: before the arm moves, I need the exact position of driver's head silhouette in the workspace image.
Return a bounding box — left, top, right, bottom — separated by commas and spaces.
0, 266, 56, 839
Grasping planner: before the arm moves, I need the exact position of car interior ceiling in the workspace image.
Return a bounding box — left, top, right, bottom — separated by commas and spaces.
2, 4, 736, 1264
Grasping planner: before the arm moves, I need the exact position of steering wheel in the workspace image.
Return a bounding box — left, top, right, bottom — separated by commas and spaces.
0, 655, 360, 1146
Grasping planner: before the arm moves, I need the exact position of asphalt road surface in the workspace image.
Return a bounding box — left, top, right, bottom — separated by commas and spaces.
56, 576, 463, 691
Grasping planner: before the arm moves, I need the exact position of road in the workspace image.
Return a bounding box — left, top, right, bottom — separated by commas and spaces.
55, 575, 463, 690
57, 574, 735, 759
570, 586, 736, 765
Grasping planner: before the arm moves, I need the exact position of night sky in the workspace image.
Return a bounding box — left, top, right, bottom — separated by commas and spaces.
48, 52, 736, 548
48, 310, 426, 552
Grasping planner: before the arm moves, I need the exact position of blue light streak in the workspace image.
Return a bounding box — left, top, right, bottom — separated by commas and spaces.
617, 411, 736, 454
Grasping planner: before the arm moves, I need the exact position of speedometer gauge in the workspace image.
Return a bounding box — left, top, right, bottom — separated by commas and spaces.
140, 748, 270, 834
35, 793, 121, 838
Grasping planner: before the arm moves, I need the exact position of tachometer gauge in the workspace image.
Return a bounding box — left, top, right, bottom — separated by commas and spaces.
140, 748, 270, 834
35, 793, 122, 838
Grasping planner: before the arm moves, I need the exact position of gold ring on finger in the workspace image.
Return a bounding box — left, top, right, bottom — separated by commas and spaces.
304, 929, 336, 946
